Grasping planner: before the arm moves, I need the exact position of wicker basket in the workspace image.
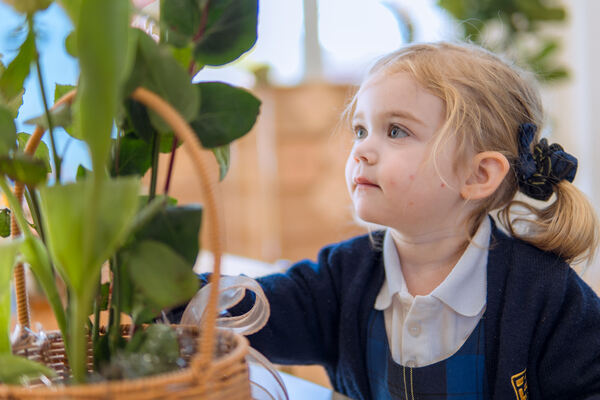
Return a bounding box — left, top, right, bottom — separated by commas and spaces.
4, 87, 252, 399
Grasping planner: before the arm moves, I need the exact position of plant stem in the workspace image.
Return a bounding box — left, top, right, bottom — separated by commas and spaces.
24, 187, 44, 241
130, 195, 166, 233
109, 257, 121, 351
161, 0, 210, 194
193, 0, 211, 42
69, 291, 92, 383
91, 280, 101, 361
148, 130, 160, 202
163, 137, 178, 195
29, 15, 61, 183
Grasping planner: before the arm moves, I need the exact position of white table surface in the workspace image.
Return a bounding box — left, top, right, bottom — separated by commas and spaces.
249, 364, 352, 400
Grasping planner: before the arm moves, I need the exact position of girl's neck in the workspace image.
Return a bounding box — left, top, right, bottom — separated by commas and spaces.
389, 227, 470, 296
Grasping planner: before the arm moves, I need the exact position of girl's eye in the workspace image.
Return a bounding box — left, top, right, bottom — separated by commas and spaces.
354, 127, 367, 139
389, 125, 408, 138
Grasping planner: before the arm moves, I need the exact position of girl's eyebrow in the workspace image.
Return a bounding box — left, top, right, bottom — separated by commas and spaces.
382, 110, 425, 126
352, 110, 426, 127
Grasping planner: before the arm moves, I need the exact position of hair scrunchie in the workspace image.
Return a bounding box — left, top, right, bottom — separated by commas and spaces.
516, 123, 578, 201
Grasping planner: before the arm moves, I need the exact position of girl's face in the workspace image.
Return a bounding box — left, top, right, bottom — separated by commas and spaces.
345, 72, 471, 236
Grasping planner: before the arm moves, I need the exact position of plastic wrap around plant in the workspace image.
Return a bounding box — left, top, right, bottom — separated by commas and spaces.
181, 275, 287, 400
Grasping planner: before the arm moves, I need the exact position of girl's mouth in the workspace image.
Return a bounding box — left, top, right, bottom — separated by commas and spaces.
354, 176, 379, 188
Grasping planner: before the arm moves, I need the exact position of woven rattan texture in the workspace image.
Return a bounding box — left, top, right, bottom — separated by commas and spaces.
3, 327, 250, 399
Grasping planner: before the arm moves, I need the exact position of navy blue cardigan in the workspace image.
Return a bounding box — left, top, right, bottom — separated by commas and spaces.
183, 222, 600, 399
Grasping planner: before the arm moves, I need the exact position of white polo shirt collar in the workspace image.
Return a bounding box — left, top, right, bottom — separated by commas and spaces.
375, 217, 490, 316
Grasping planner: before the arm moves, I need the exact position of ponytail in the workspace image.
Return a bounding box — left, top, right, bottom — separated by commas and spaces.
498, 181, 599, 264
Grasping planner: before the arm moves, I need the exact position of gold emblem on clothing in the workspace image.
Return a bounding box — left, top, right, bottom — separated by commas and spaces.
511, 369, 528, 400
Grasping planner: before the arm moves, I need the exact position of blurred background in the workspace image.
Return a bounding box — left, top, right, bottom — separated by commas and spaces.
1, 0, 599, 388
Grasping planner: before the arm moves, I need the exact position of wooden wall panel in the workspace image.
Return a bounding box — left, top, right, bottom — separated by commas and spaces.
150, 83, 366, 264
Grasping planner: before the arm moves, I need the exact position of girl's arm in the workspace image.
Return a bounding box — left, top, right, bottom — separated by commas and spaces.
229, 247, 345, 369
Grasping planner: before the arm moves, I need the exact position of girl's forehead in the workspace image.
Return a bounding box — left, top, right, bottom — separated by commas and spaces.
354, 72, 444, 124
359, 70, 416, 92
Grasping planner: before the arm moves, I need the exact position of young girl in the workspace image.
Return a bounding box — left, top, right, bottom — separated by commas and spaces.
189, 42, 600, 399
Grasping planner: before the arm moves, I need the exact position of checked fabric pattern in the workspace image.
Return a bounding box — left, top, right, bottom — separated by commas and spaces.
366, 310, 486, 400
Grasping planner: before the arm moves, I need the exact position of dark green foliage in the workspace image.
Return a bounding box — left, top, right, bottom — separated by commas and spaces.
0, 154, 47, 186
437, 0, 568, 82
0, 0, 260, 385
191, 82, 261, 148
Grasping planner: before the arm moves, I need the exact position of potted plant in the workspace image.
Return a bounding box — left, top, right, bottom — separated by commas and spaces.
0, 0, 261, 395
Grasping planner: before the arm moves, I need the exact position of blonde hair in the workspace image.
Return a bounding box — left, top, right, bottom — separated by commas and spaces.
345, 42, 598, 264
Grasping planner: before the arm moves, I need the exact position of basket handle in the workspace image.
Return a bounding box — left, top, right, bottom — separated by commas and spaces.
12, 87, 223, 368
10, 90, 78, 329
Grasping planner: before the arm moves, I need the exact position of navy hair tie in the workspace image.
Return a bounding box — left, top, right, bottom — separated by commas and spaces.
516, 123, 578, 201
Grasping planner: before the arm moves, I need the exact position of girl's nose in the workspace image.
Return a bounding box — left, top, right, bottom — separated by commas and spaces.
352, 139, 378, 164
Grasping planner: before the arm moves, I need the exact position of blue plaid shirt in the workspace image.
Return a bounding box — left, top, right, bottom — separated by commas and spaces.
367, 310, 486, 399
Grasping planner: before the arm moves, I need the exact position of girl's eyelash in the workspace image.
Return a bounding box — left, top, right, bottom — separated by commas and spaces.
388, 124, 410, 138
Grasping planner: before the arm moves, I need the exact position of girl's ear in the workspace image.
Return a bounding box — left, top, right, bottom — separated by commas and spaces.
460, 151, 510, 200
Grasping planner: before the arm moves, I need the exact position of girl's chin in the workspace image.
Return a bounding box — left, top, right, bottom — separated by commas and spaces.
353, 210, 385, 226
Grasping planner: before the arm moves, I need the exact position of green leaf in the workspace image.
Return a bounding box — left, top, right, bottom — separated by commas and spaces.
64, 31, 77, 58
516, 0, 566, 22
125, 30, 199, 133
113, 260, 160, 325
0, 154, 47, 186
0, 239, 21, 354
0, 354, 56, 385
17, 132, 51, 173
1, 0, 53, 14
526, 40, 559, 65
54, 83, 76, 103
193, 0, 258, 66
38, 177, 140, 297
123, 98, 156, 143
21, 236, 67, 339
76, 164, 89, 180
538, 66, 569, 82
75, 0, 131, 174
137, 194, 177, 207
159, 131, 180, 153
121, 240, 199, 309
0, 209, 9, 238
2, 88, 24, 120
190, 82, 260, 148
170, 45, 195, 72
212, 144, 230, 181
111, 133, 152, 177
24, 102, 72, 132
436, 0, 465, 19
133, 204, 202, 265
0, 26, 35, 101
93, 333, 111, 371
161, 0, 201, 48
0, 106, 16, 156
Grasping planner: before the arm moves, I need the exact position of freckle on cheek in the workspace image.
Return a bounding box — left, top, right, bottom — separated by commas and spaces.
409, 175, 415, 181
408, 201, 414, 206
440, 183, 446, 188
